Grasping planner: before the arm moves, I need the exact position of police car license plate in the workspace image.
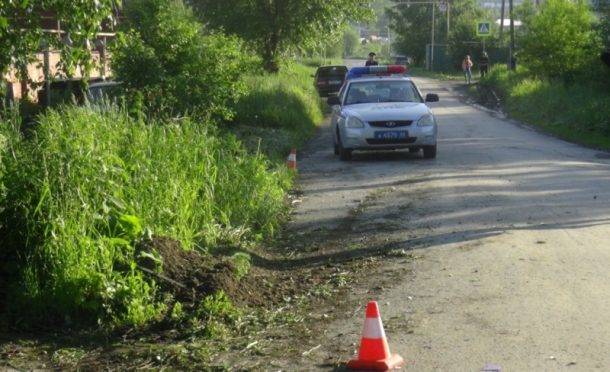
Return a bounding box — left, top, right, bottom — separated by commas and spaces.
329, 79, 342, 84
374, 131, 408, 140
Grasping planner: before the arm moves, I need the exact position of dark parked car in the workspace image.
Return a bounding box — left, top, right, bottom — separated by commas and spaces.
313, 65, 348, 97
36, 78, 122, 108
393, 55, 411, 66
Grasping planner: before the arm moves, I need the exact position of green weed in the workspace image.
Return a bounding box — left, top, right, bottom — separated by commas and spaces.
229, 252, 251, 280
0, 105, 290, 327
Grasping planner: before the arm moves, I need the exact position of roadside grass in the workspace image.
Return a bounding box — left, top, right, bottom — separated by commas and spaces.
0, 61, 328, 368
232, 62, 324, 159
477, 65, 610, 150
0, 105, 291, 327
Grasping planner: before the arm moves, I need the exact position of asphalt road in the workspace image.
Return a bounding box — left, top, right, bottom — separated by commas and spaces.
291, 75, 610, 370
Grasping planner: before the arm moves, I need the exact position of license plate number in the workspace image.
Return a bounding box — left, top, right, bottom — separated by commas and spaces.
374, 131, 408, 139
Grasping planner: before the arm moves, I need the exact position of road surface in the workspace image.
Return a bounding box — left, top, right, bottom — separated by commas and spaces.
291, 75, 610, 370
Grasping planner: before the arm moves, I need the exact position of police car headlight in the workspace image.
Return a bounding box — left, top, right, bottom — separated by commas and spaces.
417, 114, 435, 127
346, 116, 365, 128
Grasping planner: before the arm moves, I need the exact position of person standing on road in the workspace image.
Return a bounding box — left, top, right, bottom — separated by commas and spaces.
365, 52, 379, 66
462, 55, 474, 84
479, 51, 489, 78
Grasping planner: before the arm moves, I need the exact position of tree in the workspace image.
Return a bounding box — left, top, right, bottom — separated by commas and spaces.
519, 0, 602, 79
388, 0, 489, 67
189, 0, 372, 72
447, 0, 492, 67
344, 27, 360, 58
388, 3, 434, 65
112, 0, 249, 120
0, 0, 120, 79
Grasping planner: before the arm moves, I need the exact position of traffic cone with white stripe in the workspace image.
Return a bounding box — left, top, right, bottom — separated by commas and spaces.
286, 148, 297, 170
347, 301, 404, 370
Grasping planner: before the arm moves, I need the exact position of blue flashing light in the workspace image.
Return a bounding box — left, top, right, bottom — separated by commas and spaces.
346, 65, 407, 80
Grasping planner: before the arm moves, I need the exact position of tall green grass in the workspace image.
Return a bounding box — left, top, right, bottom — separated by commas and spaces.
232, 63, 324, 158
0, 106, 290, 326
479, 65, 610, 149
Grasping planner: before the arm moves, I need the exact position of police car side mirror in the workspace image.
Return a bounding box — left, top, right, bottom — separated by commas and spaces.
425, 93, 439, 103
327, 96, 341, 106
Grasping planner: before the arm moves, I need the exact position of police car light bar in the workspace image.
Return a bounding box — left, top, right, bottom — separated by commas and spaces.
346, 65, 408, 79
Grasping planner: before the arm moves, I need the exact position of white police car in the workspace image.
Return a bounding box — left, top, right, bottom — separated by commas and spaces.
327, 65, 439, 161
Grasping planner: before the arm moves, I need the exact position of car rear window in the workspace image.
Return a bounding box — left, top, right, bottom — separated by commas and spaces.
317, 66, 347, 78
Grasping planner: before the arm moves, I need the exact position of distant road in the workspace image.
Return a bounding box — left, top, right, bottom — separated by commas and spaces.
343, 59, 366, 68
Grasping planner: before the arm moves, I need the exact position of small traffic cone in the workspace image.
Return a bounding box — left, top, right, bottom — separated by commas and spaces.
286, 148, 297, 170
347, 301, 404, 371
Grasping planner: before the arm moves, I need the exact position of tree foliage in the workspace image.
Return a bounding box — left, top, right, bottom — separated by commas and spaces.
388, 2, 435, 65
0, 0, 119, 78
112, 0, 250, 120
344, 27, 361, 57
519, 0, 601, 79
188, 0, 372, 72
446, 0, 492, 66
389, 0, 489, 66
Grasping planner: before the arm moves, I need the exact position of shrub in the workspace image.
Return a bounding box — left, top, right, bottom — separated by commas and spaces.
112, 0, 250, 120
0, 106, 290, 326
519, 0, 601, 79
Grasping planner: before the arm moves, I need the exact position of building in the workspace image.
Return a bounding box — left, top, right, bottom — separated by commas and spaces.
2, 10, 121, 102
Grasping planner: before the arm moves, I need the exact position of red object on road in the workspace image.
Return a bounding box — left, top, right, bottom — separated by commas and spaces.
286, 148, 297, 170
347, 301, 404, 370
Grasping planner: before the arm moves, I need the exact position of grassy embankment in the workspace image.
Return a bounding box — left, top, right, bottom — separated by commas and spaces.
233, 62, 324, 159
0, 62, 323, 329
473, 65, 610, 150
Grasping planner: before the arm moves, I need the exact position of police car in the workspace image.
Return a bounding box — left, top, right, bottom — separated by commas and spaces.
327, 65, 439, 161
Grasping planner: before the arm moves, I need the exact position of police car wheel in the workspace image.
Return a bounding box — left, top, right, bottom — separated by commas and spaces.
338, 144, 352, 161
423, 145, 437, 159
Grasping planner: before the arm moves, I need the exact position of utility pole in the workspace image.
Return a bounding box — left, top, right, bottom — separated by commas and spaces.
431, 2, 435, 71
499, 0, 505, 47
509, 0, 515, 70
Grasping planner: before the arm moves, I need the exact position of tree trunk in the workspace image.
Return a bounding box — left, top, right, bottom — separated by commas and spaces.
262, 34, 280, 73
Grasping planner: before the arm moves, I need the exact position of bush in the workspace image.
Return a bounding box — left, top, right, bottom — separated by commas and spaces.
112, 0, 250, 120
0, 106, 290, 326
519, 0, 601, 79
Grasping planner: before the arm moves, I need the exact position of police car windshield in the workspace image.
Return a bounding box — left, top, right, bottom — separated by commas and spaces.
345, 81, 421, 105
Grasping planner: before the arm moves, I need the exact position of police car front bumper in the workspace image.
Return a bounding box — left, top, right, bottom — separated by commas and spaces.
340, 124, 437, 150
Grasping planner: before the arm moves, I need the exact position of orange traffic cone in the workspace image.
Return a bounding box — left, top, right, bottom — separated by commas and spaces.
286, 148, 297, 170
347, 301, 405, 371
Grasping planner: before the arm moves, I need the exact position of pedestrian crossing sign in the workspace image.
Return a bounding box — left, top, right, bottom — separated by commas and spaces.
477, 21, 491, 37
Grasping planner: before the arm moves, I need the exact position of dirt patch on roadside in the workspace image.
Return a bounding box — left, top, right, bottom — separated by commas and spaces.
136, 236, 267, 308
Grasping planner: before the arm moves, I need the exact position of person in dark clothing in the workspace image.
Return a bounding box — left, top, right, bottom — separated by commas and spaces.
479, 51, 490, 78
365, 52, 379, 66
